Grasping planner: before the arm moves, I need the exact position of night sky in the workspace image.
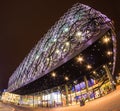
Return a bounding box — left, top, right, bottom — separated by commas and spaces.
0, 0, 120, 91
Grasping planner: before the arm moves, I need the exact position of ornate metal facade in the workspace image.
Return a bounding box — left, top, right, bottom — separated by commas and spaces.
7, 3, 116, 92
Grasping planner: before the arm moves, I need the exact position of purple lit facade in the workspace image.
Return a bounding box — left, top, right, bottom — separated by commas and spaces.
7, 3, 116, 97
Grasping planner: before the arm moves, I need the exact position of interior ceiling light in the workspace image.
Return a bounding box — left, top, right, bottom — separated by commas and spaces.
107, 51, 113, 56
51, 72, 56, 77
65, 76, 69, 81
86, 64, 92, 69
103, 36, 110, 44
76, 56, 84, 63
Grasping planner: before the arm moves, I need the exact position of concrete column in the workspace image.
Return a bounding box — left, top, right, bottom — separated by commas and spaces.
70, 90, 72, 104
84, 75, 90, 100
37, 92, 39, 107
47, 92, 48, 107
39, 92, 42, 107
50, 89, 53, 107
33, 94, 34, 107
74, 86, 77, 104
104, 65, 116, 90
60, 90, 63, 106
20, 95, 23, 105
27, 95, 28, 105
65, 84, 69, 105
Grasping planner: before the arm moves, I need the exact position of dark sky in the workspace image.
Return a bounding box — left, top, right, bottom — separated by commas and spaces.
0, 0, 120, 90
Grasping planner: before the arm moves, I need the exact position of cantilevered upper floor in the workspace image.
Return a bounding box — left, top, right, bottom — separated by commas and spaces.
7, 3, 116, 94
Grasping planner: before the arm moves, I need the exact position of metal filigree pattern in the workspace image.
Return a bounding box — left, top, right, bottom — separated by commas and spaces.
7, 3, 116, 92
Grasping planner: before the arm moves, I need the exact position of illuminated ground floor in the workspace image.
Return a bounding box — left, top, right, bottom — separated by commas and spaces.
1, 85, 120, 111
18, 65, 116, 108
2, 64, 117, 108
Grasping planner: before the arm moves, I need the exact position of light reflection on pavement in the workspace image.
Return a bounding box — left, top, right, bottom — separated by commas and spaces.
34, 86, 120, 111
0, 102, 15, 111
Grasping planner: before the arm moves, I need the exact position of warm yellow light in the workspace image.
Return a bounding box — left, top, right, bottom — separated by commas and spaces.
51, 72, 56, 77
109, 62, 112, 65
103, 65, 106, 68
107, 51, 112, 56
63, 49, 66, 52
118, 73, 120, 76
103, 36, 110, 44
46, 58, 49, 61
65, 76, 69, 81
86, 64, 92, 69
65, 42, 70, 46
76, 31, 82, 37
77, 56, 84, 63
93, 71, 96, 74
74, 80, 77, 84
56, 49, 60, 54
